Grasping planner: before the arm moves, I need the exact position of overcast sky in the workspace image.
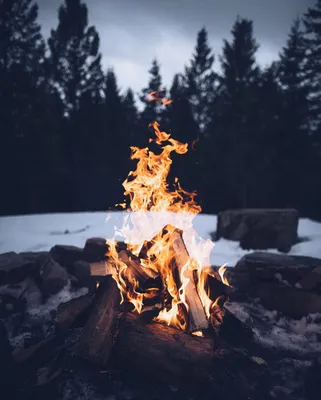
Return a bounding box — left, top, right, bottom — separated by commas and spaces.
38, 0, 315, 94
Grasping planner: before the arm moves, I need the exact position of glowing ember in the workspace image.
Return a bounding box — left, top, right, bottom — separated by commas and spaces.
105, 95, 227, 332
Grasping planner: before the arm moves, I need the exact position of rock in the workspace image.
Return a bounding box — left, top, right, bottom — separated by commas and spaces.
216, 209, 299, 252
83, 237, 109, 262
69, 260, 90, 284
0, 320, 16, 391
235, 252, 319, 287
68, 260, 96, 292
49, 245, 84, 267
0, 278, 42, 311
0, 252, 35, 285
19, 251, 49, 267
236, 252, 321, 270
40, 258, 69, 295
256, 282, 321, 319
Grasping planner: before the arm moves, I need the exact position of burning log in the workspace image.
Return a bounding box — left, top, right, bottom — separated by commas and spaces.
118, 249, 158, 285
112, 313, 262, 398
73, 276, 120, 365
167, 226, 208, 332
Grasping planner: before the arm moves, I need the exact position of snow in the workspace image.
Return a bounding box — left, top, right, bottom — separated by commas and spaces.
227, 301, 321, 355
0, 211, 321, 266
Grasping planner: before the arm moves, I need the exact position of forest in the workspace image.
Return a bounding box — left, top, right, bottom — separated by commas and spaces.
1, 0, 321, 220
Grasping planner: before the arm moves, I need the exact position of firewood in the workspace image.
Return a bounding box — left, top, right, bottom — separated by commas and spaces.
73, 276, 120, 366
56, 293, 93, 330
118, 249, 158, 284
204, 273, 233, 301
210, 299, 253, 347
112, 313, 265, 399
167, 226, 208, 332
89, 260, 115, 276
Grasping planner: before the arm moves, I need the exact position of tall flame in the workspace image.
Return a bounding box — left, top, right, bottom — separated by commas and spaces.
106, 110, 216, 329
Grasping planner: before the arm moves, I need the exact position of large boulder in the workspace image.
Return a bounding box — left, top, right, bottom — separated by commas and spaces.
216, 208, 299, 252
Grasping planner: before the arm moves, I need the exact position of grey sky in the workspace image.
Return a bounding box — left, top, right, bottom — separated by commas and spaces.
38, 0, 315, 94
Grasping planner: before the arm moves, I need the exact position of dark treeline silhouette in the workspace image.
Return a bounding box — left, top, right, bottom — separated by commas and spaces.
1, 0, 321, 219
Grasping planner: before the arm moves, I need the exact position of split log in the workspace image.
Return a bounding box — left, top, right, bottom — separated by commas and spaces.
138, 225, 208, 332
89, 260, 115, 277
112, 313, 265, 399
168, 226, 208, 332
210, 299, 254, 348
56, 293, 93, 330
73, 276, 120, 365
118, 249, 158, 284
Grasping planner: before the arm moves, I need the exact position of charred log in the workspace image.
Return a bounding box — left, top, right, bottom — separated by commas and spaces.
210, 298, 253, 348
73, 276, 120, 366
112, 313, 267, 399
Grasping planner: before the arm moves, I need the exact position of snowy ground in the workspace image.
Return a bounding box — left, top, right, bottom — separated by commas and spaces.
0, 211, 321, 266
1, 211, 321, 399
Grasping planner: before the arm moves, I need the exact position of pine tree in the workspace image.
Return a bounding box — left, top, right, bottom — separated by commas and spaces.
0, 0, 45, 73
48, 0, 104, 115
279, 15, 320, 215
139, 58, 164, 145
184, 27, 216, 134
163, 73, 202, 202
209, 17, 260, 208
303, 0, 321, 133
122, 88, 139, 146
0, 0, 60, 214
277, 18, 312, 206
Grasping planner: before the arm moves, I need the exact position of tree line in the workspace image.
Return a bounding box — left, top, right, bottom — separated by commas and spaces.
1, 0, 321, 219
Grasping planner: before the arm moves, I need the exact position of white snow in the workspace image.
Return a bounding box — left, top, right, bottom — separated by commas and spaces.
0, 211, 321, 266
227, 301, 321, 354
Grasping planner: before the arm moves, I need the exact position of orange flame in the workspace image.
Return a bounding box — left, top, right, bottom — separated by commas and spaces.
218, 264, 230, 286
106, 97, 216, 330
146, 89, 173, 106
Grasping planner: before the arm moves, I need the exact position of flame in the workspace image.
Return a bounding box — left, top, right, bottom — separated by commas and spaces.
146, 89, 173, 106
106, 99, 217, 330
218, 264, 230, 286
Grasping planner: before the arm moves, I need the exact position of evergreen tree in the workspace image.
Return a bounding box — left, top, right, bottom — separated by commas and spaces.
162, 74, 201, 198
164, 74, 199, 143
122, 88, 139, 146
276, 18, 312, 209
139, 59, 164, 144
303, 0, 321, 134
48, 0, 104, 115
0, 0, 60, 214
184, 27, 216, 134
208, 17, 260, 209
0, 0, 45, 73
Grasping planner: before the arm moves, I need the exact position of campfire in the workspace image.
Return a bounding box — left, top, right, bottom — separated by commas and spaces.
73, 100, 255, 385
102, 118, 232, 335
